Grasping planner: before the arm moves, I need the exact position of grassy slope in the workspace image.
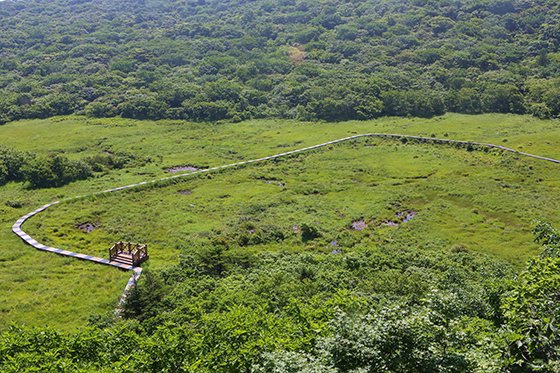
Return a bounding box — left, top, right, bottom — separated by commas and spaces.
0, 113, 559, 330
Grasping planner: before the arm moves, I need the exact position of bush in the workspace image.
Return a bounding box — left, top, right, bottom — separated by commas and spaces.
85, 102, 117, 118
24, 154, 92, 188
314, 307, 473, 372
481, 84, 525, 114
382, 90, 446, 118
501, 257, 560, 371
123, 271, 168, 322
23, 157, 57, 188
0, 146, 28, 181
45, 93, 78, 116
0, 113, 10, 125
301, 223, 321, 242
0, 160, 7, 185
185, 100, 234, 122
446, 88, 482, 114
0, 146, 146, 188
86, 151, 146, 171
118, 94, 169, 120
528, 103, 552, 119
543, 88, 560, 117
309, 97, 355, 121
5, 200, 23, 208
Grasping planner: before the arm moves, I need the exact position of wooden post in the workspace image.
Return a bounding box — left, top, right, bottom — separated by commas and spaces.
109, 241, 149, 265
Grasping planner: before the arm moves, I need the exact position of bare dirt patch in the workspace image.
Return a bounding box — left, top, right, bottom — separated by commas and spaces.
401, 211, 417, 223
384, 211, 417, 226
383, 220, 399, 227
351, 220, 367, 231
167, 165, 206, 173
288, 44, 305, 65
265, 180, 285, 187
76, 222, 98, 233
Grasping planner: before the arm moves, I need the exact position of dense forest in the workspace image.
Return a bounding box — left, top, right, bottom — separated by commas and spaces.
1, 0, 560, 124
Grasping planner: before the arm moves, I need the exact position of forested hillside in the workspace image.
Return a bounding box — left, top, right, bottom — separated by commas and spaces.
1, 0, 560, 124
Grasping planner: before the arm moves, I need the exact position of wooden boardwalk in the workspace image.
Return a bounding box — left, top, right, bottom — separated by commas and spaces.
12, 133, 560, 312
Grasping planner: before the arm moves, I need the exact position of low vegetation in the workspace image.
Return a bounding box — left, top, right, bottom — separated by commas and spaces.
3, 0, 560, 369
1, 223, 558, 371
0, 146, 149, 189
0, 114, 559, 371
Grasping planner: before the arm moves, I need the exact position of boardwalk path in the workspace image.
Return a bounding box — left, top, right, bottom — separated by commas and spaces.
11, 133, 560, 311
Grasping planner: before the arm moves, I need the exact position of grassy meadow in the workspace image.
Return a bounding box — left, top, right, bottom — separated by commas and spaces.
1, 113, 559, 330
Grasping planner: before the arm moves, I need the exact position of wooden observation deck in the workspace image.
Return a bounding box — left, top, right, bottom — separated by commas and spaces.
109, 241, 149, 266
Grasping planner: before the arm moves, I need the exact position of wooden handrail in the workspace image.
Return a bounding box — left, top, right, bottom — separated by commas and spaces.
109, 242, 148, 264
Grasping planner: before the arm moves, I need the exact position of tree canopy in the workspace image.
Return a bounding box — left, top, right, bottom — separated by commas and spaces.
0, 0, 560, 123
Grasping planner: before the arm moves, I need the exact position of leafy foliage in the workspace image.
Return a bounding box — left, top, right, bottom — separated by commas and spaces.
23, 154, 92, 189
2, 114, 560, 369
500, 222, 560, 372
1, 0, 560, 123
4, 219, 560, 371
1, 244, 513, 371
0, 145, 147, 188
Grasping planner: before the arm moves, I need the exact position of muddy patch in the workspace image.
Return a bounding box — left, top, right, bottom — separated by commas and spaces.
351, 220, 367, 231
256, 176, 285, 187
265, 180, 285, 187
384, 211, 417, 227
384, 221, 399, 227
401, 211, 417, 223
167, 165, 206, 173
76, 222, 98, 233
178, 189, 193, 196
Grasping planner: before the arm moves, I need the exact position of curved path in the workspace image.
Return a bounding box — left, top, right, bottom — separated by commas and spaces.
11, 133, 560, 311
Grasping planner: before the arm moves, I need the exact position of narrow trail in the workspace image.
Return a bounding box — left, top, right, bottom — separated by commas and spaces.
11, 133, 560, 312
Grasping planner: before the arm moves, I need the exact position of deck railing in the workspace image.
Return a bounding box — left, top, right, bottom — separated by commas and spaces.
109, 241, 149, 265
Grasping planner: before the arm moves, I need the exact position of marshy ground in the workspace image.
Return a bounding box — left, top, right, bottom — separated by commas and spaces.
1, 113, 560, 330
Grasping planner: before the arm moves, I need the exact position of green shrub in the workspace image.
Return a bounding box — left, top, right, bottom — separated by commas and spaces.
123, 271, 169, 322
0, 145, 148, 188
301, 223, 321, 242
185, 100, 234, 122
0, 160, 7, 185
84, 102, 117, 118
0, 146, 28, 181
86, 150, 147, 171
23, 154, 92, 188
5, 200, 23, 208
528, 103, 552, 119
118, 94, 169, 120
501, 257, 560, 371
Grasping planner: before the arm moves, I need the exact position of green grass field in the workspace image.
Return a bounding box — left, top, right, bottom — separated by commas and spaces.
1, 113, 559, 331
